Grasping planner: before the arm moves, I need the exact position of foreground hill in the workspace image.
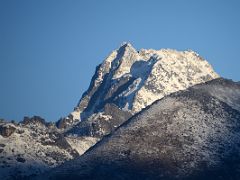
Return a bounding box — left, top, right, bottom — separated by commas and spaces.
37, 78, 240, 180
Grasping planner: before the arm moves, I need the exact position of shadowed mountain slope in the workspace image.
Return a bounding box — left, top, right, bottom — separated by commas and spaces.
37, 78, 240, 180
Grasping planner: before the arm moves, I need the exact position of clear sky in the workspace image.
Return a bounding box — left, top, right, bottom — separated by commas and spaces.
0, 0, 240, 121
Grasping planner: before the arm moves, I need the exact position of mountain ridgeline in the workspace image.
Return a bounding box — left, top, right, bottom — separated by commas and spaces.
1, 43, 240, 180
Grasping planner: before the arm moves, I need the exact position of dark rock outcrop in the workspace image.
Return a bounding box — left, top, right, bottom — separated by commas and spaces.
0, 125, 16, 137
22, 116, 46, 126
66, 103, 132, 138
16, 157, 26, 163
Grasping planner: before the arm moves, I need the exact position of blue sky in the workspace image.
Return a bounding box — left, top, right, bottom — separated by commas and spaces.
0, 0, 240, 121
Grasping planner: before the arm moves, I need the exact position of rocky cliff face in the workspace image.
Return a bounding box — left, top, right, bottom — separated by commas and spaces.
38, 78, 240, 180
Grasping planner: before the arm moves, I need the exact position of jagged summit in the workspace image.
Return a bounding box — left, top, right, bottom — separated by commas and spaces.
118, 42, 135, 51
64, 43, 219, 128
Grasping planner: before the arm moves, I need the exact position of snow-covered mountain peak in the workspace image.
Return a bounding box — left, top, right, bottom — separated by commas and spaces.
62, 43, 219, 129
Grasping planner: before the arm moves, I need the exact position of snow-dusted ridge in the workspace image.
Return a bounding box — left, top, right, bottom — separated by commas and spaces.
0, 117, 78, 179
